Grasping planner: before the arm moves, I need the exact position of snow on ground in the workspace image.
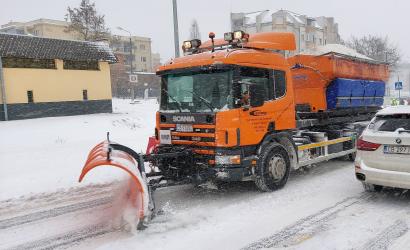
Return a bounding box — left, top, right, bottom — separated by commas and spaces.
2, 98, 410, 250
86, 162, 410, 250
0, 98, 158, 200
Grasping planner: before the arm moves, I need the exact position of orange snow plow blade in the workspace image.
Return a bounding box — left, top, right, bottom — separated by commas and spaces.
79, 140, 149, 220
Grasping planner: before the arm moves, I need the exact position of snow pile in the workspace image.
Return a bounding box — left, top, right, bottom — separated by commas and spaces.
0, 98, 158, 200
301, 43, 374, 61
109, 179, 143, 233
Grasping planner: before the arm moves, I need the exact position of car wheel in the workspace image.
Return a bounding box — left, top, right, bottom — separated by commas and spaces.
255, 142, 290, 192
362, 183, 383, 192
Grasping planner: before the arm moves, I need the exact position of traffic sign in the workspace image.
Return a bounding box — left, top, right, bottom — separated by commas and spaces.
129, 75, 138, 83
395, 81, 403, 90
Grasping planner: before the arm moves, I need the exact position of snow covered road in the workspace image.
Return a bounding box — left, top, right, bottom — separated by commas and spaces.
90, 162, 410, 250
1, 99, 410, 250
2, 162, 410, 250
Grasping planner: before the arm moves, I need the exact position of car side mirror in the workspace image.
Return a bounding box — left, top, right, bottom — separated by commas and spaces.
249, 84, 265, 107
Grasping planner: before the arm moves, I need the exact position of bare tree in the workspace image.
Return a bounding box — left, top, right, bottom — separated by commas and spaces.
345, 35, 401, 67
189, 19, 201, 40
65, 0, 109, 41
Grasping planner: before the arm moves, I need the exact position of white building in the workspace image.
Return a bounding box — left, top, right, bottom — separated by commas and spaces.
231, 10, 340, 54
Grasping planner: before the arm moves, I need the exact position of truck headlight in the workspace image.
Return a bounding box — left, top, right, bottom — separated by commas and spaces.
224, 32, 234, 42
233, 30, 245, 40
215, 155, 241, 165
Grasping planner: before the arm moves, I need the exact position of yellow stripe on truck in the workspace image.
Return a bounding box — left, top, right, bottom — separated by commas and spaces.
297, 137, 353, 151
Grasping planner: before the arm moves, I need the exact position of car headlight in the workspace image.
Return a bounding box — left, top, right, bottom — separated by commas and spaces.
215, 155, 241, 165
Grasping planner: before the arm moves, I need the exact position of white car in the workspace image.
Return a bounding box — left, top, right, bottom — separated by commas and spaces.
355, 105, 410, 191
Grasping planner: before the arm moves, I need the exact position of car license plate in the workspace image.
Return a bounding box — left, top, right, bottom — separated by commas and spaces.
176, 124, 193, 132
384, 145, 410, 154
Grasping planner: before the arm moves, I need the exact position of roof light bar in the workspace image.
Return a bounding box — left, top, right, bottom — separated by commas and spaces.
233, 30, 245, 40
182, 39, 202, 54
224, 30, 249, 44
224, 32, 234, 42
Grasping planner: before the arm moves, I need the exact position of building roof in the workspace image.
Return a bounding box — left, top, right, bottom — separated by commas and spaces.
1, 18, 70, 29
0, 33, 117, 63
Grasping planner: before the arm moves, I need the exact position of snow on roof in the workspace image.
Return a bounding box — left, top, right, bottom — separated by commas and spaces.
301, 44, 374, 61
286, 11, 304, 24
260, 10, 273, 23
314, 17, 327, 29
312, 21, 323, 29
243, 10, 273, 25
377, 105, 410, 115
244, 11, 262, 25
134, 71, 155, 75
0, 33, 117, 63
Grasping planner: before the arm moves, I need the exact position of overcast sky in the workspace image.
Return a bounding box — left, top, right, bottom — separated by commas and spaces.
1, 0, 409, 62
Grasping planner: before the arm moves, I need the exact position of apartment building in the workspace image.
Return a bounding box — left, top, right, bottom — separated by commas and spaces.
231, 10, 340, 54
110, 35, 154, 73
152, 53, 161, 71
0, 18, 80, 40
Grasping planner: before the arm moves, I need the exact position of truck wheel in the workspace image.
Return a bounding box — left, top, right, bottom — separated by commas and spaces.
255, 143, 291, 192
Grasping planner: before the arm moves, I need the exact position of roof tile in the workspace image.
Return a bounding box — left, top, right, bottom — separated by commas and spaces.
0, 33, 117, 63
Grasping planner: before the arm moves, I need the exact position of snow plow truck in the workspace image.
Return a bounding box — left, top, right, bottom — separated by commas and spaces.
79, 31, 389, 227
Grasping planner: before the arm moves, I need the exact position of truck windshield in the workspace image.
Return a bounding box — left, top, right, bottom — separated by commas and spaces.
160, 69, 233, 112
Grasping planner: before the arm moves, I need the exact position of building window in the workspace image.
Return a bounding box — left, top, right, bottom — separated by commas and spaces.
63, 60, 99, 70
83, 90, 88, 101
141, 56, 147, 62
140, 44, 146, 50
27, 90, 34, 103
2, 57, 56, 69
124, 55, 134, 65
301, 34, 305, 41
123, 44, 132, 53
275, 17, 284, 25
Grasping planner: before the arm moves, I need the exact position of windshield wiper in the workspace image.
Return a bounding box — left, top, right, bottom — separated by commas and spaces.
182, 90, 216, 112
162, 89, 182, 112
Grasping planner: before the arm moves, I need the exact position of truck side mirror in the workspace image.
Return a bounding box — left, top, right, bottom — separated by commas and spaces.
249, 84, 265, 107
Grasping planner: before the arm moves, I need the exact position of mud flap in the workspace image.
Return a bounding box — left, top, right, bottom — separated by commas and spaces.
78, 140, 149, 221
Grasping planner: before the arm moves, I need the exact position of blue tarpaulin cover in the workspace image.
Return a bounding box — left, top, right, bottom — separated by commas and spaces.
326, 78, 385, 109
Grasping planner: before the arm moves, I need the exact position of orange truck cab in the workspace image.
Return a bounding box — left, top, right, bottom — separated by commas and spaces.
152, 31, 388, 191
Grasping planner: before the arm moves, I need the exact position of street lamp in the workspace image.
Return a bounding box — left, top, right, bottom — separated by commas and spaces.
117, 26, 136, 100
117, 26, 134, 75
172, 0, 180, 58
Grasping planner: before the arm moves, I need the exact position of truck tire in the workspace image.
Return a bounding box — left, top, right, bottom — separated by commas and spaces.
255, 143, 291, 192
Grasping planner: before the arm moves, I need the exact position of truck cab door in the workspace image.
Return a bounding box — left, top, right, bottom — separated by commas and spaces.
236, 66, 295, 146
